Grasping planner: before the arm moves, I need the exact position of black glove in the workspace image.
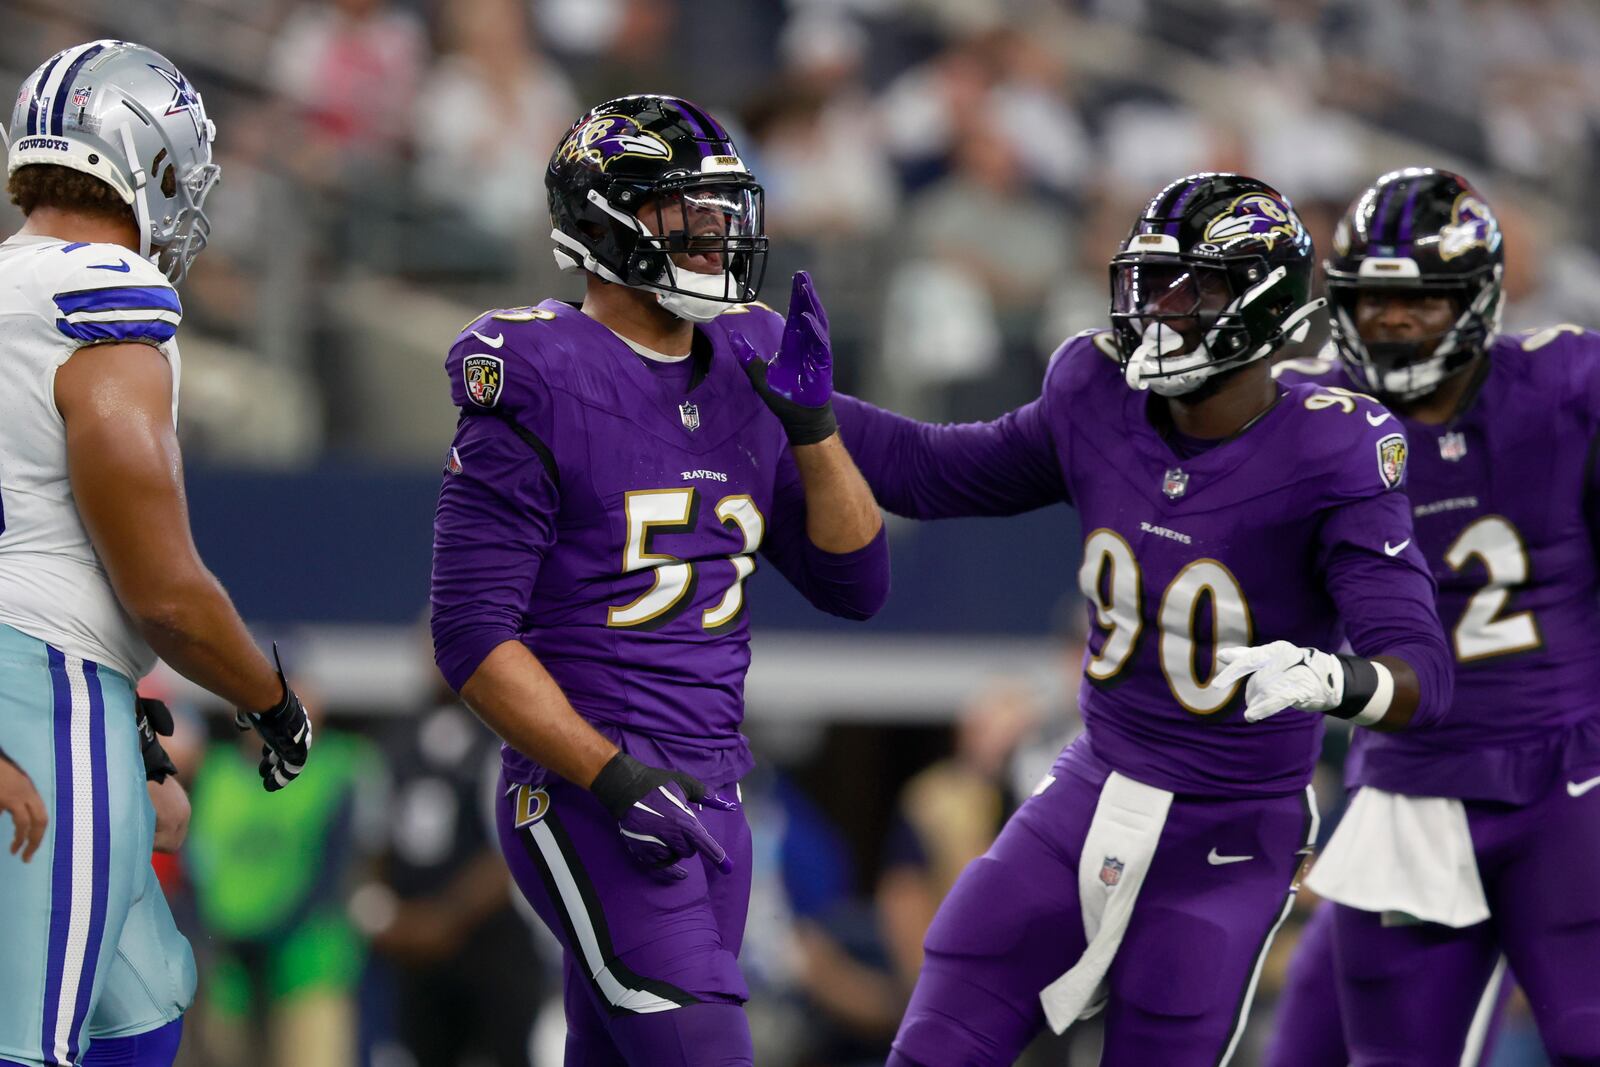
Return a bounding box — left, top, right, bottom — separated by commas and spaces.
234, 645, 313, 792
135, 697, 179, 783
589, 752, 735, 882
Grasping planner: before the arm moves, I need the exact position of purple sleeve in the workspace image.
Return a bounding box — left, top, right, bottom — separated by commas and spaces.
430, 414, 561, 691
1317, 489, 1453, 727
759, 450, 890, 620
832, 393, 1066, 518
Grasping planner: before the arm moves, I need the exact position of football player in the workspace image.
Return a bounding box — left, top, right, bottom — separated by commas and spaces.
830, 172, 1454, 1066
0, 41, 313, 1067
429, 94, 887, 1066
1270, 168, 1600, 1067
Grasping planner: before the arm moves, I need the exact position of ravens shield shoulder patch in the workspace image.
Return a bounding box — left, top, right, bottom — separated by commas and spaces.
464, 354, 504, 408
1377, 432, 1407, 489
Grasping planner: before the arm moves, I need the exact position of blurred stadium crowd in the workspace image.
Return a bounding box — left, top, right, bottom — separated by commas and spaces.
3, 0, 1598, 1064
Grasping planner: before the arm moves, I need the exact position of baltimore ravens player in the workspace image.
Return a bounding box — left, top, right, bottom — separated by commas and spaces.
831, 172, 1453, 1066
1270, 168, 1600, 1067
0, 41, 313, 1067
429, 94, 887, 1066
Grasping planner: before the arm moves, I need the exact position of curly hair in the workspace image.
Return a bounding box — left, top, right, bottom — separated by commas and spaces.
8, 163, 135, 225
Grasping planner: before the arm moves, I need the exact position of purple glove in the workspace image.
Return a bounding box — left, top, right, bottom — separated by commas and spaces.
731, 271, 838, 445
589, 752, 736, 882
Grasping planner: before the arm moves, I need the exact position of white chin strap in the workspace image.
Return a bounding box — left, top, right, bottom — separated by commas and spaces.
1125, 323, 1212, 396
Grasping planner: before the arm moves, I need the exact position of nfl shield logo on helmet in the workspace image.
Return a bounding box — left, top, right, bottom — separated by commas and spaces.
679, 401, 700, 432
1099, 856, 1125, 888
71, 85, 91, 108
463, 354, 503, 408
1438, 431, 1468, 462
1162, 468, 1189, 499
1376, 432, 1407, 489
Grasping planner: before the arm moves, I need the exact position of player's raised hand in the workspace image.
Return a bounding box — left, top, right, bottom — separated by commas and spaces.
1214, 641, 1344, 723
589, 752, 736, 882
731, 271, 839, 445
234, 645, 313, 792
0, 749, 48, 862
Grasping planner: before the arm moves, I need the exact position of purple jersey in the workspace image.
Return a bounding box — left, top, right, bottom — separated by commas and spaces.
837, 332, 1450, 798
431, 300, 888, 788
1276, 327, 1600, 803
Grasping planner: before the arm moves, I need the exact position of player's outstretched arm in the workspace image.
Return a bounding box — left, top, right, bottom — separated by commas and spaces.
458, 642, 732, 880
57, 342, 313, 789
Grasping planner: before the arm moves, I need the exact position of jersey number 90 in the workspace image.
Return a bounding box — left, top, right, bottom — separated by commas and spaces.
1078, 529, 1254, 715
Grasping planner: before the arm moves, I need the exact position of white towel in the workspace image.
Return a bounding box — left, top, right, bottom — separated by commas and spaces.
1306, 787, 1489, 928
1039, 771, 1173, 1034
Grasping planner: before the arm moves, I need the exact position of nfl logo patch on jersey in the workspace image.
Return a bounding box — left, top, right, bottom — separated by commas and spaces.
1439, 431, 1468, 462
463, 354, 503, 408
1162, 468, 1189, 499
1099, 856, 1125, 888
1376, 432, 1407, 489
679, 401, 700, 432
444, 446, 463, 476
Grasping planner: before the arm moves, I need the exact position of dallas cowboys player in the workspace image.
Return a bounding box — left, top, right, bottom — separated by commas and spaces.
429, 94, 887, 1066
831, 172, 1453, 1066
0, 42, 313, 1067
1270, 168, 1600, 1067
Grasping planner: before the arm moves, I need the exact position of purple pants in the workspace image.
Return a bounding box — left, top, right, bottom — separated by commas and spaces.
888, 741, 1316, 1067
1266, 901, 1508, 1067
1331, 780, 1600, 1067
495, 771, 754, 1066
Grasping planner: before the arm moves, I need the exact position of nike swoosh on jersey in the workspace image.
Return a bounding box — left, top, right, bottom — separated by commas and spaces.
1384, 539, 1411, 556
1366, 410, 1393, 426
87, 259, 131, 272
471, 330, 505, 348
1567, 775, 1600, 798
1207, 848, 1254, 865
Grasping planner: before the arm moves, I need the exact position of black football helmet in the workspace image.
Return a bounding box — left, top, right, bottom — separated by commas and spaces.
1325, 168, 1504, 402
547, 94, 767, 322
1109, 173, 1323, 396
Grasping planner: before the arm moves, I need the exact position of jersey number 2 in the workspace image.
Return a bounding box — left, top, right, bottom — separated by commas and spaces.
1079, 528, 1254, 714
608, 488, 764, 632
1445, 515, 1540, 662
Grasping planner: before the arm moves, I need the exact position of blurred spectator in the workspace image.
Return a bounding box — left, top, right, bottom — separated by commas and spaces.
881, 121, 1071, 417
749, 14, 898, 240
741, 763, 903, 1066
268, 0, 426, 169
412, 0, 578, 239
185, 700, 385, 1067
355, 669, 543, 1067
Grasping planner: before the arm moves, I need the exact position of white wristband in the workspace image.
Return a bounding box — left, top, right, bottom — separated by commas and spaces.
1348, 660, 1394, 727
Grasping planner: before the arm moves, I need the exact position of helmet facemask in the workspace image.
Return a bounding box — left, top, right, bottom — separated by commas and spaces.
1328, 265, 1503, 403
114, 95, 220, 284
1111, 252, 1323, 396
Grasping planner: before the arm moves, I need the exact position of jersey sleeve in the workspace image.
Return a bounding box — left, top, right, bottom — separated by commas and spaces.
1315, 462, 1454, 728
429, 412, 561, 691
49, 246, 181, 348
832, 391, 1065, 518
431, 325, 563, 691
758, 450, 891, 620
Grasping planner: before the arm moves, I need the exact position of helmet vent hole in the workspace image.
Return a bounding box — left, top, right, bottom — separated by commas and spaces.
151, 150, 175, 197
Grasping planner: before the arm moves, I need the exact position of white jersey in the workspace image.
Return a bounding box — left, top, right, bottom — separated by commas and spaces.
0, 234, 182, 680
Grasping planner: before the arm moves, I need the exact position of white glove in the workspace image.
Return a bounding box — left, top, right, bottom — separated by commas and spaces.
1213, 641, 1344, 723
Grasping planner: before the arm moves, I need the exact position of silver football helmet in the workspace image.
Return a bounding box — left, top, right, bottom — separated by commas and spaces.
5, 40, 220, 284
